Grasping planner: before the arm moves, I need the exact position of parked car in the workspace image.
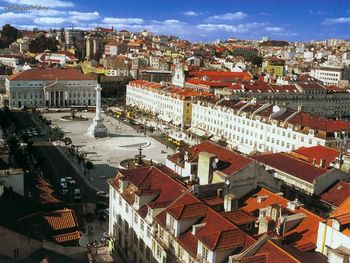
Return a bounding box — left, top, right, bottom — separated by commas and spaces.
66, 177, 76, 185
96, 191, 109, 198
74, 188, 81, 200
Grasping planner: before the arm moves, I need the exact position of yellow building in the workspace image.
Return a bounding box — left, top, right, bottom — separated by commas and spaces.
262, 59, 285, 77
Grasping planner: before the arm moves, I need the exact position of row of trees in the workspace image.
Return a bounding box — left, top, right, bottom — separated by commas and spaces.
0, 24, 59, 52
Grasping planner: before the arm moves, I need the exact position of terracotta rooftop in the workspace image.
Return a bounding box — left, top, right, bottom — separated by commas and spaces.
7, 68, 96, 81
44, 208, 78, 231
168, 141, 253, 176
287, 112, 350, 132
221, 210, 256, 225
320, 181, 350, 207
291, 145, 339, 169
253, 152, 328, 183
53, 231, 81, 243
255, 240, 300, 263
241, 188, 323, 250
329, 196, 350, 235
109, 165, 188, 210
156, 192, 256, 255
188, 70, 252, 81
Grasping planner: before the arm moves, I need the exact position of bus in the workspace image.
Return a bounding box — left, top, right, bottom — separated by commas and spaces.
167, 134, 185, 147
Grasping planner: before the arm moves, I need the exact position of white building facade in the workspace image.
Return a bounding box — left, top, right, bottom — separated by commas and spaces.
6, 68, 97, 108
191, 99, 350, 154
126, 80, 211, 127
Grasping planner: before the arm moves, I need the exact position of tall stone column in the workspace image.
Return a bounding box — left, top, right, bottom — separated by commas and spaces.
95, 84, 102, 120
87, 83, 108, 137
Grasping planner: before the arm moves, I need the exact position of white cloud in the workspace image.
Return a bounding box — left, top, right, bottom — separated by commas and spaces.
3, 0, 74, 8
34, 16, 66, 25
28, 9, 66, 17
265, 26, 284, 32
208, 12, 247, 21
197, 23, 237, 32
183, 11, 198, 16
68, 11, 100, 21
323, 17, 350, 24
102, 17, 144, 24
308, 9, 328, 15
0, 11, 33, 24
197, 22, 264, 33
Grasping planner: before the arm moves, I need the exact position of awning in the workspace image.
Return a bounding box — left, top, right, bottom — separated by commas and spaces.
188, 127, 207, 137
158, 114, 172, 123
173, 119, 182, 126
211, 136, 222, 142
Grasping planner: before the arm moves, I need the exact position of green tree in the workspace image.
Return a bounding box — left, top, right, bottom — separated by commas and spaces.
243, 52, 263, 67
28, 35, 59, 53
0, 24, 20, 48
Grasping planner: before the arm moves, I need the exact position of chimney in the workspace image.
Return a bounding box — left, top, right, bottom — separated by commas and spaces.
119, 177, 129, 193
257, 195, 268, 203
197, 152, 217, 185
320, 158, 326, 168
224, 193, 238, 212
287, 199, 303, 211
192, 223, 206, 235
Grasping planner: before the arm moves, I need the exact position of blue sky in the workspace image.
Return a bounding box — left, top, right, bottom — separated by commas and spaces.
0, 0, 349, 42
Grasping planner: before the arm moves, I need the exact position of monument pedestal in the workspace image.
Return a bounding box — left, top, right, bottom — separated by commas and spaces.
87, 83, 109, 138
87, 118, 108, 137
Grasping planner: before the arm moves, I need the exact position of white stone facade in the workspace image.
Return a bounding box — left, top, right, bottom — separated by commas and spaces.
6, 78, 97, 108
191, 100, 342, 154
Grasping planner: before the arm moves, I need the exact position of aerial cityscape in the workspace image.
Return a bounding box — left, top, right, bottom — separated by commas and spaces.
0, 0, 350, 262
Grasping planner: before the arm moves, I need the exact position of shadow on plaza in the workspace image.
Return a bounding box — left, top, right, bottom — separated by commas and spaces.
108, 133, 146, 138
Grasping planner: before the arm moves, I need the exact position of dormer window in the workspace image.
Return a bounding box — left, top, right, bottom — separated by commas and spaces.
147, 207, 153, 219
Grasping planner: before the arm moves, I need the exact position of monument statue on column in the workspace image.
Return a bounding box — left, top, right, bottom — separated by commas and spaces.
88, 78, 108, 137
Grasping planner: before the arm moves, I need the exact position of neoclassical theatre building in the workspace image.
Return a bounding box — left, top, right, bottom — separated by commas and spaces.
6, 68, 97, 108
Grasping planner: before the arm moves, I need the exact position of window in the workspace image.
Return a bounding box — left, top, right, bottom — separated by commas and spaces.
133, 231, 139, 245
125, 204, 129, 213
202, 246, 209, 260
13, 249, 19, 259
147, 227, 151, 238
140, 220, 144, 231
119, 196, 122, 206
157, 245, 162, 258
134, 212, 139, 225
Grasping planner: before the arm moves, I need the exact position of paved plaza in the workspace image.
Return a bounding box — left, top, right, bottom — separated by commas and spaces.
43, 111, 175, 192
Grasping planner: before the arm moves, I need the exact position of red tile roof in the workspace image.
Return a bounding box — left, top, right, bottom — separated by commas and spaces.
291, 145, 339, 168
287, 112, 350, 132
168, 193, 207, 220
221, 210, 256, 225
168, 141, 253, 176
186, 78, 231, 88
239, 253, 268, 263
156, 192, 256, 255
44, 208, 78, 231
320, 181, 350, 207
241, 188, 323, 250
200, 228, 246, 251
7, 68, 96, 81
53, 231, 81, 243
253, 153, 328, 183
256, 240, 300, 263
110, 165, 188, 209
188, 70, 252, 81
